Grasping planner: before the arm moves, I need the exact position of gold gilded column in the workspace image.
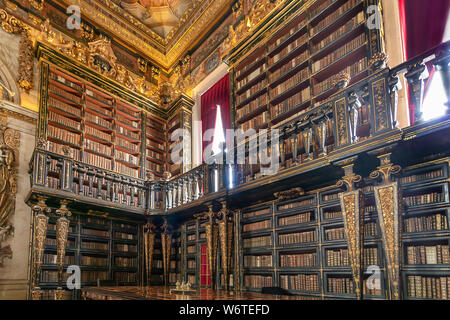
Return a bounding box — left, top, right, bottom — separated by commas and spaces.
233, 210, 241, 291
218, 200, 233, 290
143, 221, 156, 286
55, 200, 71, 300
337, 157, 364, 300
205, 206, 218, 289
369, 150, 402, 300
161, 219, 172, 286
31, 196, 51, 300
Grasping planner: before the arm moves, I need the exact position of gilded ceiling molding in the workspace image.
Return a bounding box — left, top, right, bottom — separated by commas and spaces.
0, 115, 19, 268
56, 0, 232, 71
59, 0, 168, 66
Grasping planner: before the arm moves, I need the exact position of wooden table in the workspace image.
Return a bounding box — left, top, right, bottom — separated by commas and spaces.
82, 286, 316, 300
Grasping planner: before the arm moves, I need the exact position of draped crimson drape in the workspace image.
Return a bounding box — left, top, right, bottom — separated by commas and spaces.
399, 0, 450, 124
201, 73, 230, 159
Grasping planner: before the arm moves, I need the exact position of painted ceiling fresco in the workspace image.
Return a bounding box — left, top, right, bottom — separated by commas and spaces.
118, 0, 194, 38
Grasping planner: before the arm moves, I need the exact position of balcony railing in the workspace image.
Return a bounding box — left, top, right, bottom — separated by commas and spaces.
30, 148, 147, 213
28, 42, 450, 215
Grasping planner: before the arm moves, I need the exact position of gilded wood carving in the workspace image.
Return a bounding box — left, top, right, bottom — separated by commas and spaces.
31, 196, 51, 300
205, 207, 218, 289
370, 151, 402, 300
161, 219, 172, 286
0, 9, 34, 90
144, 222, 156, 286
339, 190, 365, 299
0, 115, 19, 268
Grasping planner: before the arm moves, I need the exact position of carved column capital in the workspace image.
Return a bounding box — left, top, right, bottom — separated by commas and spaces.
369, 149, 402, 184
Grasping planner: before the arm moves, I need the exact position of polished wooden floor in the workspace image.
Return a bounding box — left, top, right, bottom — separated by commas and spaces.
82, 286, 315, 300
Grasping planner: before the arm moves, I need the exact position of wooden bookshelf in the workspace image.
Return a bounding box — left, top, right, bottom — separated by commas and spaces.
38, 214, 140, 299
41, 66, 192, 184
399, 159, 450, 300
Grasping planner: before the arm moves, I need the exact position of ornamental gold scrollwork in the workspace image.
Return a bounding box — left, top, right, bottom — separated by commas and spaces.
18, 30, 34, 91
55, 200, 71, 298
161, 219, 172, 286
0, 9, 34, 91
144, 221, 156, 286
373, 182, 401, 300
369, 150, 402, 300
218, 200, 233, 290
0, 115, 19, 268
205, 206, 219, 289
369, 152, 401, 185
222, 0, 285, 56
30, 22, 160, 99
336, 157, 362, 192
273, 187, 305, 201
30, 0, 44, 11
339, 190, 365, 300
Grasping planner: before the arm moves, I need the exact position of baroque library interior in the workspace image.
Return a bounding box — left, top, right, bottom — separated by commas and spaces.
0, 0, 449, 302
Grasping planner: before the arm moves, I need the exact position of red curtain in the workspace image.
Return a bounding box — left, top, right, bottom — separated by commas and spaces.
399, 0, 450, 123
201, 73, 230, 159
200, 244, 211, 287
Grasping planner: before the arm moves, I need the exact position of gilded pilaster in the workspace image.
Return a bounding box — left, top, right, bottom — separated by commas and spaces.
31, 196, 51, 300
336, 157, 364, 299
205, 206, 218, 289
143, 221, 156, 286
218, 200, 233, 290
161, 219, 172, 286
55, 200, 71, 299
339, 191, 365, 300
